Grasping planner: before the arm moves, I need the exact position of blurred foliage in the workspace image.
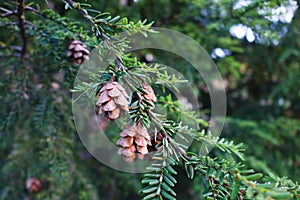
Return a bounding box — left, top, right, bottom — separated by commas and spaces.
0, 0, 300, 199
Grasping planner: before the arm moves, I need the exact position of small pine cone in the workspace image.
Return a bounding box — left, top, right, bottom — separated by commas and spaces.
141, 82, 157, 106
147, 132, 164, 153
116, 125, 152, 162
96, 82, 129, 120
67, 40, 90, 64
26, 178, 42, 193
154, 132, 164, 145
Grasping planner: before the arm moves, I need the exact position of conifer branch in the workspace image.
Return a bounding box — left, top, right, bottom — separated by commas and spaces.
63, 0, 127, 70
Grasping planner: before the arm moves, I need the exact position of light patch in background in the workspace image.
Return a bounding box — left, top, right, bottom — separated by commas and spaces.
246, 28, 255, 42
145, 53, 154, 62
272, 39, 279, 46
230, 24, 247, 39
230, 0, 298, 44
214, 48, 226, 58
230, 24, 256, 42
211, 48, 231, 59
234, 0, 298, 23
233, 0, 252, 9
261, 0, 298, 23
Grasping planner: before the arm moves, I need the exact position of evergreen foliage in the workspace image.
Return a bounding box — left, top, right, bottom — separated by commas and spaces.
0, 0, 299, 199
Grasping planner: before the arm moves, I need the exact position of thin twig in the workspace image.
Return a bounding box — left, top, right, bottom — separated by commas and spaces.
24, 6, 40, 14
1, 9, 17, 17
24, 6, 82, 40
3, 21, 18, 27
24, 19, 35, 27
10, 45, 22, 51
17, 0, 27, 60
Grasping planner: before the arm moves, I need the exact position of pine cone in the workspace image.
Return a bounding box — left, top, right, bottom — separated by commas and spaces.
147, 131, 164, 153
116, 124, 152, 162
141, 82, 157, 105
96, 82, 129, 120
153, 132, 164, 145
26, 178, 42, 193
67, 40, 90, 64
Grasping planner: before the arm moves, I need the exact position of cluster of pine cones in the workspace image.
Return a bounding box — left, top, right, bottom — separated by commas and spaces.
96, 81, 161, 162
68, 38, 163, 162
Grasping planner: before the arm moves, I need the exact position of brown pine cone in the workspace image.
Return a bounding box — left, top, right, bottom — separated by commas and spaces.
67, 40, 90, 64
142, 82, 157, 102
153, 132, 164, 145
141, 82, 157, 106
147, 131, 164, 153
96, 82, 129, 120
26, 178, 42, 193
116, 124, 152, 162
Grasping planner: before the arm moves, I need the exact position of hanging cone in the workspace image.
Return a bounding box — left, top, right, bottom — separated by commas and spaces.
141, 82, 157, 109
97, 82, 129, 120
26, 178, 42, 193
147, 131, 164, 153
154, 132, 164, 145
143, 132, 165, 161
67, 40, 90, 64
116, 124, 151, 162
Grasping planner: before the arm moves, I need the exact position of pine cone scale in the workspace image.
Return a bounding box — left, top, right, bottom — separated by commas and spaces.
108, 107, 120, 119
116, 136, 133, 147
103, 100, 116, 111
137, 145, 148, 154
97, 90, 111, 105
108, 87, 122, 97
114, 95, 128, 106
135, 135, 148, 146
